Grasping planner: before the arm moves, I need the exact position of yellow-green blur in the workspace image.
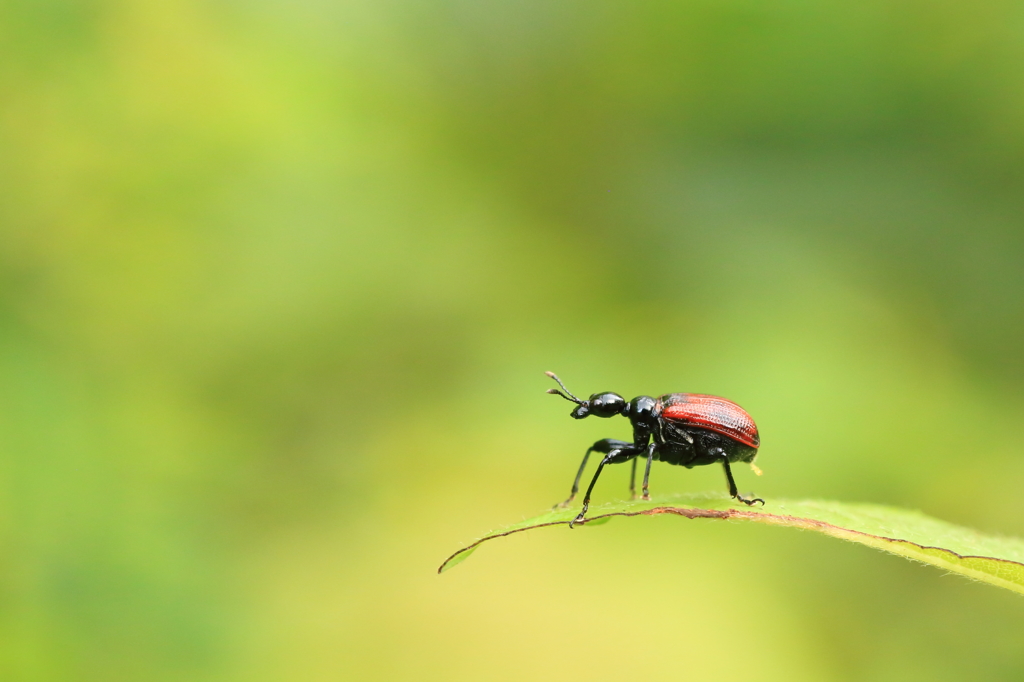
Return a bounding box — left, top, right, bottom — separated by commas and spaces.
2, 2, 1024, 680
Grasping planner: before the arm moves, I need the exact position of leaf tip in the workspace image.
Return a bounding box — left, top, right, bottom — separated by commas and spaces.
438, 546, 477, 573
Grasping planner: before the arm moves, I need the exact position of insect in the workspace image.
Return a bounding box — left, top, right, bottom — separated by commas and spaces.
546, 372, 764, 527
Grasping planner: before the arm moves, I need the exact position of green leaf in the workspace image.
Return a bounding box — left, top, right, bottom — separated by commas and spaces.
438, 494, 1024, 594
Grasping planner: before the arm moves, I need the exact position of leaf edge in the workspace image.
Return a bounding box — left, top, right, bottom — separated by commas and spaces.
437, 505, 1024, 595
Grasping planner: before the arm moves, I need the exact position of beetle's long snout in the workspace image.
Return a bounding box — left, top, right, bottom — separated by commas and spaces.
570, 403, 590, 419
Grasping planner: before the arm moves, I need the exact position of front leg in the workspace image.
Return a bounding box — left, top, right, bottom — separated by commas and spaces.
570, 443, 645, 528
555, 438, 633, 508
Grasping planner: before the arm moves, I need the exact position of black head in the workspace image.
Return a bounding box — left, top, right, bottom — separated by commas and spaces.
545, 372, 625, 419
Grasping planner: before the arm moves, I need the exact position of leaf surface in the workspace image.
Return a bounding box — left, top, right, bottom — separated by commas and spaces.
438, 494, 1024, 595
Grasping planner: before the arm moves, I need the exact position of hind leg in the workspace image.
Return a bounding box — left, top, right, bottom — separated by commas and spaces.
713, 447, 764, 506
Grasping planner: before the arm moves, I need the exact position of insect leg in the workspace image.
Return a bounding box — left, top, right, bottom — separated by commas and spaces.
641, 442, 656, 501
629, 458, 638, 499
570, 444, 642, 528
713, 447, 764, 506
556, 438, 632, 508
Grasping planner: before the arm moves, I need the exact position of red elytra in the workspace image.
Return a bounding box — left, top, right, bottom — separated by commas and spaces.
658, 393, 761, 449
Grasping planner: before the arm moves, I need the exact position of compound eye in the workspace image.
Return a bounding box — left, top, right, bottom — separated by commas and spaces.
588, 392, 625, 418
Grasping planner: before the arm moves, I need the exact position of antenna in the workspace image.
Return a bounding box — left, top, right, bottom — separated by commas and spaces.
545, 371, 583, 404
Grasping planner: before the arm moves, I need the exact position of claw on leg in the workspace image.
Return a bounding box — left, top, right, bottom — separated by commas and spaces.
569, 504, 588, 529
736, 493, 765, 507
569, 498, 591, 528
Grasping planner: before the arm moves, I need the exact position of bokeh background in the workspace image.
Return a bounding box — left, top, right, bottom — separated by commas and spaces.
3, 1, 1024, 680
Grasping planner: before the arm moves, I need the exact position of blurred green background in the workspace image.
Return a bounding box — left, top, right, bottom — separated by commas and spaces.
3, 1, 1024, 680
